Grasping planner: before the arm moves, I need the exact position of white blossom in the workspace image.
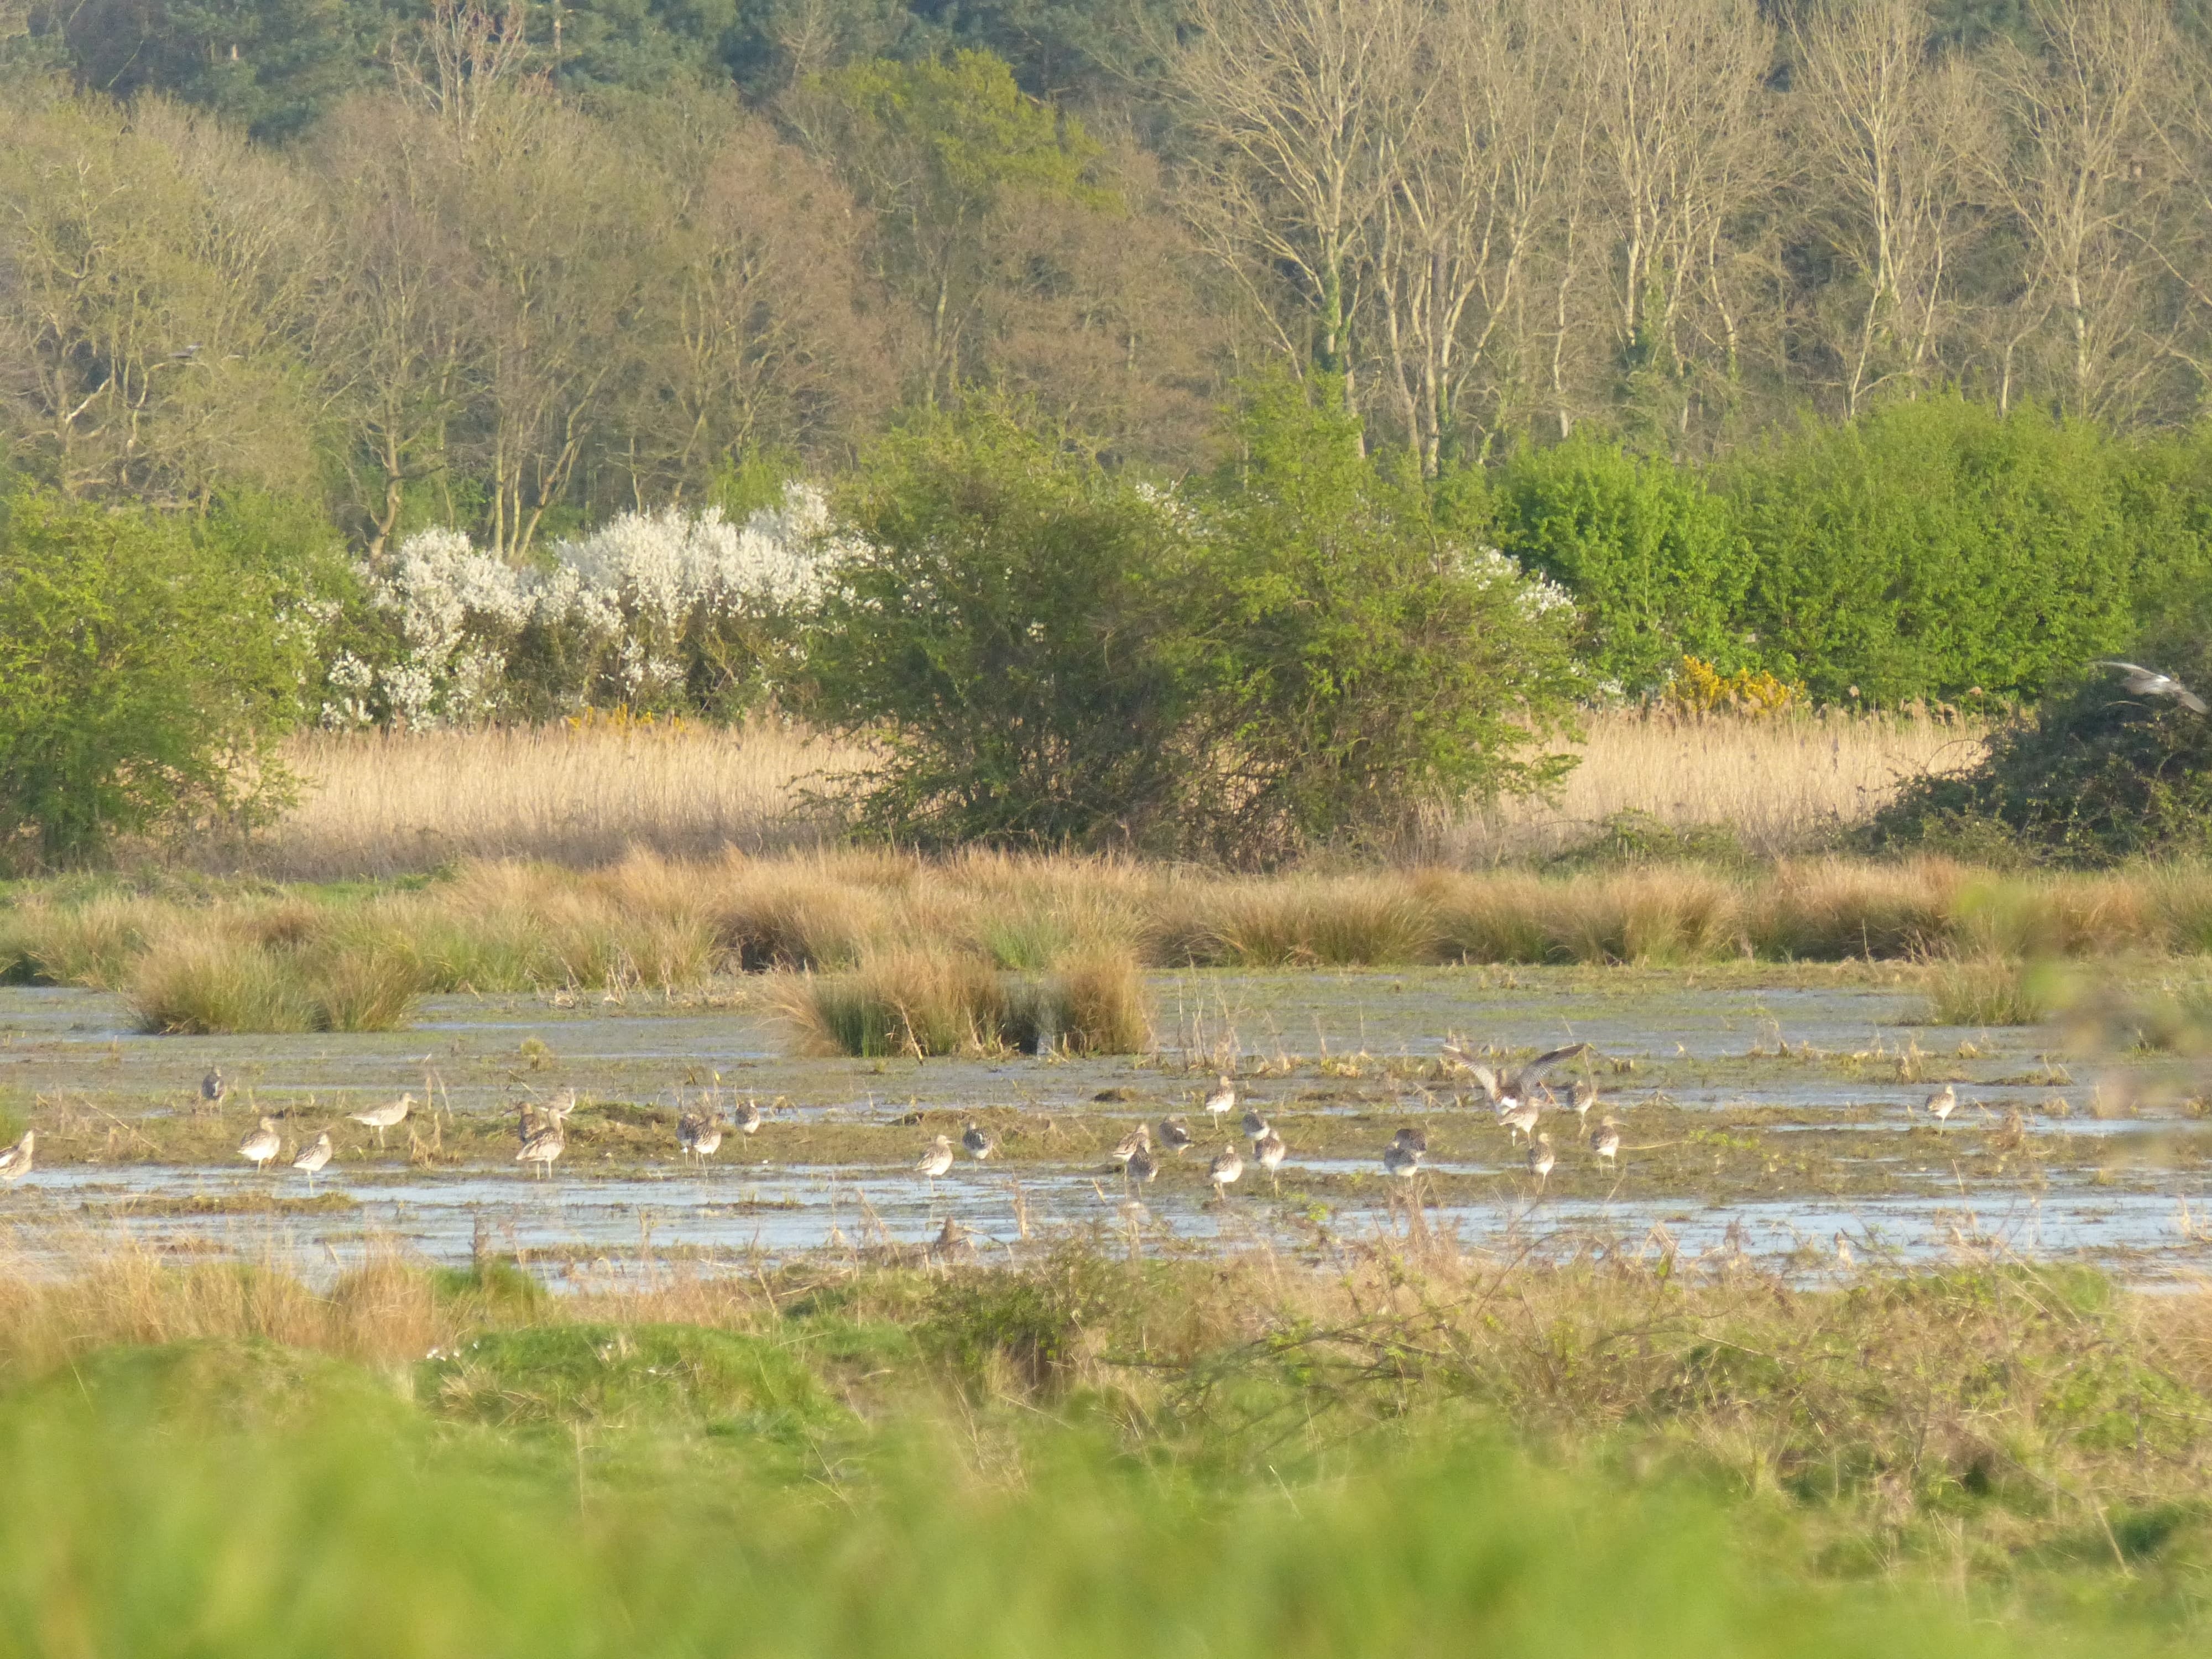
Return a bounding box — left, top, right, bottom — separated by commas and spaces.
334, 483, 841, 728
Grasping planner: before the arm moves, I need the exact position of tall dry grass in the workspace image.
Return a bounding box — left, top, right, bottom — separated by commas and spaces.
13, 849, 2212, 1036
175, 710, 1979, 880
210, 719, 864, 880
1438, 707, 1983, 863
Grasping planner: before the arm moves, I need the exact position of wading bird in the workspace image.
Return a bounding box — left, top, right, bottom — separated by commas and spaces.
2093, 660, 2208, 713
1125, 1144, 1158, 1191
1834, 1231, 1855, 1271
962, 1120, 997, 1161
517, 1117, 566, 1180
1500, 1098, 1541, 1147
1109, 1124, 1151, 1168
1157, 1116, 1193, 1158
1203, 1075, 1238, 1125
1253, 1125, 1286, 1194
1383, 1135, 1423, 1181
1569, 1078, 1598, 1127
239, 1117, 281, 1172
0, 1130, 33, 1186
1208, 1145, 1243, 1201
736, 1097, 764, 1137
349, 1092, 413, 1150
1923, 1083, 1957, 1127
200, 1068, 228, 1113
1528, 1132, 1556, 1192
678, 1109, 723, 1167
1457, 1042, 1593, 1114
293, 1131, 333, 1190
1590, 1119, 1621, 1168
1390, 1125, 1428, 1157
1239, 1107, 1269, 1140
916, 1134, 954, 1190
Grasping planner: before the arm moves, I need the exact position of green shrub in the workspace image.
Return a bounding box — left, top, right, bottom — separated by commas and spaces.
1492, 433, 1753, 693
1192, 378, 1579, 859
1722, 397, 2134, 703
0, 487, 315, 865
806, 405, 1201, 849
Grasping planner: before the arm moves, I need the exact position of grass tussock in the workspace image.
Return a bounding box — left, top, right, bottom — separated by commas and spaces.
1922, 955, 2061, 1027
12, 848, 2212, 1036
775, 947, 1154, 1057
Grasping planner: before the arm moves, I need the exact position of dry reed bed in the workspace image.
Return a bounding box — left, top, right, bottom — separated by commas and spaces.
1438, 706, 1984, 862
185, 711, 1980, 880
5, 849, 2211, 1034
3, 1234, 2208, 1556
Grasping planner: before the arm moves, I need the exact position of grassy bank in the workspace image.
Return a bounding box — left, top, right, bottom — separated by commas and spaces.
0, 1242, 2206, 1655
2, 848, 2208, 1034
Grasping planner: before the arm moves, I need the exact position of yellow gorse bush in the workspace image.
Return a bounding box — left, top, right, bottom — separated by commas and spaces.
1663, 656, 1802, 718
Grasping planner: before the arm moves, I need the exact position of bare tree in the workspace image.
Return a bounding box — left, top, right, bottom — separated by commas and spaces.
1986, 0, 2178, 421
1793, 0, 1992, 416
1560, 0, 1778, 428
1366, 2, 1577, 469
1170, 0, 1426, 403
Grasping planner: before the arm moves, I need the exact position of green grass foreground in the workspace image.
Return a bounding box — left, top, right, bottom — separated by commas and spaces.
0, 1247, 2206, 1654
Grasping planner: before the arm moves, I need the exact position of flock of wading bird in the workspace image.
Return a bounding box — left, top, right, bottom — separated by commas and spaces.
0, 1045, 1971, 1208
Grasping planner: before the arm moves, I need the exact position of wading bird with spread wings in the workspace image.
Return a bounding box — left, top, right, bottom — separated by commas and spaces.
1444, 1041, 1593, 1113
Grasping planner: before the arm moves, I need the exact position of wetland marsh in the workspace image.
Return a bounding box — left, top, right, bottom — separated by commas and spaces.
7, 959, 2209, 1286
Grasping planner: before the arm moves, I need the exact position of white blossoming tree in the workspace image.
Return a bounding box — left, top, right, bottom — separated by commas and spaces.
326, 485, 844, 727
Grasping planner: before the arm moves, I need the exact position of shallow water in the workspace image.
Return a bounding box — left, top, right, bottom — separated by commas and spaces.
4, 969, 2209, 1285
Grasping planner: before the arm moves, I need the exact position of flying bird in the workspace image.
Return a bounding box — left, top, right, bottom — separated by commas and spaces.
2093, 661, 2208, 714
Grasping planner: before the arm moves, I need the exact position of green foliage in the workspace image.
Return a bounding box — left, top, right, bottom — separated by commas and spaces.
0, 487, 314, 865
807, 404, 1198, 847
1724, 397, 2136, 703
1192, 378, 1579, 858
1493, 434, 1754, 693
806, 389, 1578, 861
0, 1314, 2187, 1658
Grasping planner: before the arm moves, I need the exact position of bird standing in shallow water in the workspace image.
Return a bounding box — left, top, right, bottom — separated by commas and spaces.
1569, 1078, 1598, 1127
1590, 1119, 1621, 1168
1109, 1124, 1150, 1168
349, 1092, 413, 1150
1834, 1231, 1855, 1271
916, 1134, 954, 1189
736, 1097, 764, 1137
678, 1109, 723, 1167
1500, 1098, 1540, 1146
1253, 1126, 1286, 1194
1923, 1084, 1957, 1127
0, 1130, 33, 1186
1208, 1145, 1243, 1201
1157, 1116, 1192, 1158
1527, 1132, 1555, 1192
517, 1117, 565, 1180
293, 1131, 333, 1190
1239, 1107, 1268, 1140
1125, 1143, 1158, 1192
961, 1120, 996, 1161
239, 1117, 281, 1172
1203, 1074, 1237, 1126
199, 1068, 228, 1114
